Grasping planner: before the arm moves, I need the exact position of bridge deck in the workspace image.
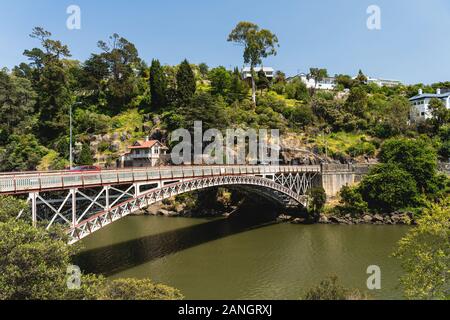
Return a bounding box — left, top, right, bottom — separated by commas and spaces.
0, 165, 320, 195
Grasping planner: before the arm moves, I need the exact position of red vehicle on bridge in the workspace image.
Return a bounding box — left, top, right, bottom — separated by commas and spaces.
69, 165, 102, 173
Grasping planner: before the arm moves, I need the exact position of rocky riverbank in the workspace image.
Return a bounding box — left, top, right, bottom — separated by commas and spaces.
278, 211, 416, 225
137, 202, 235, 218
135, 199, 416, 226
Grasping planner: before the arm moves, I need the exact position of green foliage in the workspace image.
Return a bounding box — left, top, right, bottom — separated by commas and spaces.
379, 138, 438, 193
77, 143, 94, 166
394, 201, 450, 300
428, 98, 450, 133
303, 275, 368, 300
285, 78, 309, 101
345, 85, 368, 119
288, 105, 314, 129
0, 196, 28, 223
0, 134, 48, 171
198, 63, 209, 77
176, 59, 196, 107
228, 67, 248, 102
0, 70, 36, 139
359, 163, 418, 213
149, 59, 167, 110
346, 141, 376, 157
74, 109, 111, 135
437, 124, 450, 160
0, 220, 73, 300
256, 69, 270, 92
24, 28, 72, 142
90, 33, 144, 114
37, 150, 68, 171
183, 93, 228, 131
227, 21, 279, 103
336, 185, 368, 216
100, 278, 184, 300
209, 66, 231, 96
66, 276, 184, 300
308, 187, 327, 214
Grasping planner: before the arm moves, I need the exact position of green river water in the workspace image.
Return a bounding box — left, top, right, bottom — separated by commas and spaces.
76, 215, 409, 300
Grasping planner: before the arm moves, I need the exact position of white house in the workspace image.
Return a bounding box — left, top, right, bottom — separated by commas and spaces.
366, 77, 402, 87
122, 138, 169, 167
297, 73, 337, 90
242, 67, 275, 80
409, 88, 450, 120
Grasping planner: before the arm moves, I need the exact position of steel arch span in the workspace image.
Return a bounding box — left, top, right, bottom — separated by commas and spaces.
2, 165, 320, 244
67, 175, 309, 243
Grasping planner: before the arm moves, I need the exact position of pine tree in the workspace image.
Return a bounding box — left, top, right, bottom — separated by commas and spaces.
149, 59, 167, 110
77, 143, 94, 165
176, 59, 196, 107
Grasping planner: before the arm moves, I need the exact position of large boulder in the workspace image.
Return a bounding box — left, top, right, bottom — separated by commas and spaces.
363, 215, 373, 224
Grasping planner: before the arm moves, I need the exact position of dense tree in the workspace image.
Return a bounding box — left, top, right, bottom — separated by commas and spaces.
394, 201, 449, 300
379, 138, 438, 193
24, 27, 72, 143
285, 78, 309, 101
228, 67, 248, 102
345, 85, 368, 119
228, 22, 279, 104
0, 196, 28, 223
359, 163, 418, 213
303, 276, 368, 300
256, 69, 270, 93
308, 187, 327, 215
428, 98, 450, 133
198, 63, 209, 77
182, 92, 228, 131
335, 74, 354, 90
288, 105, 314, 129
77, 143, 95, 166
209, 66, 231, 96
176, 59, 196, 107
355, 69, 368, 85
336, 185, 368, 216
0, 219, 73, 300
308, 68, 328, 95
0, 70, 36, 142
0, 134, 48, 171
149, 59, 167, 110
99, 278, 184, 300
87, 33, 143, 114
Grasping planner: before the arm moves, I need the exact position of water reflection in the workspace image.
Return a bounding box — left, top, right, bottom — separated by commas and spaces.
75, 214, 276, 276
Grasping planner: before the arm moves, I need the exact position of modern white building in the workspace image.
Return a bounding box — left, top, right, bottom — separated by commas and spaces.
409, 88, 450, 120
242, 67, 275, 80
300, 73, 337, 90
366, 77, 402, 87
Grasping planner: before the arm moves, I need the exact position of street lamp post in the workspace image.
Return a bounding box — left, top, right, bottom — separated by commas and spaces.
70, 103, 73, 170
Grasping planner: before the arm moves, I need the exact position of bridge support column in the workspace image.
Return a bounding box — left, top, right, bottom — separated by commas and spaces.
105, 186, 110, 211
71, 188, 77, 228
30, 192, 38, 227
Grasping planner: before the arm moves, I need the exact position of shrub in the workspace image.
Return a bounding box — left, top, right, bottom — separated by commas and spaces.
303, 276, 368, 300
359, 163, 418, 213
335, 185, 368, 216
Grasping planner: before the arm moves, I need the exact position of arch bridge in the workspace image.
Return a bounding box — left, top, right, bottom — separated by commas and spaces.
0, 165, 325, 244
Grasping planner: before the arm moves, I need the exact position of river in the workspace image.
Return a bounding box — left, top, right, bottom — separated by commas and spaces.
75, 215, 409, 300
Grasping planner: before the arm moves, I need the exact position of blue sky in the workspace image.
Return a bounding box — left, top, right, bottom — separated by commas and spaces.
1, 0, 449, 84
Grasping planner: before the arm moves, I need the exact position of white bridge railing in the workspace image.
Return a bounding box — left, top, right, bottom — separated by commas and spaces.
0, 165, 320, 195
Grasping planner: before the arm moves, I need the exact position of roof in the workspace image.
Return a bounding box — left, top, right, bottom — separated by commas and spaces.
242, 67, 274, 73
409, 92, 450, 101
128, 140, 160, 149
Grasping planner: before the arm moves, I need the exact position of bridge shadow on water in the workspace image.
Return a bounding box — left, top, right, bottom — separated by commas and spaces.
74, 205, 280, 276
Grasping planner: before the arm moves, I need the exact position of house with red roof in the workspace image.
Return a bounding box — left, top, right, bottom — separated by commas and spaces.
122, 138, 169, 167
